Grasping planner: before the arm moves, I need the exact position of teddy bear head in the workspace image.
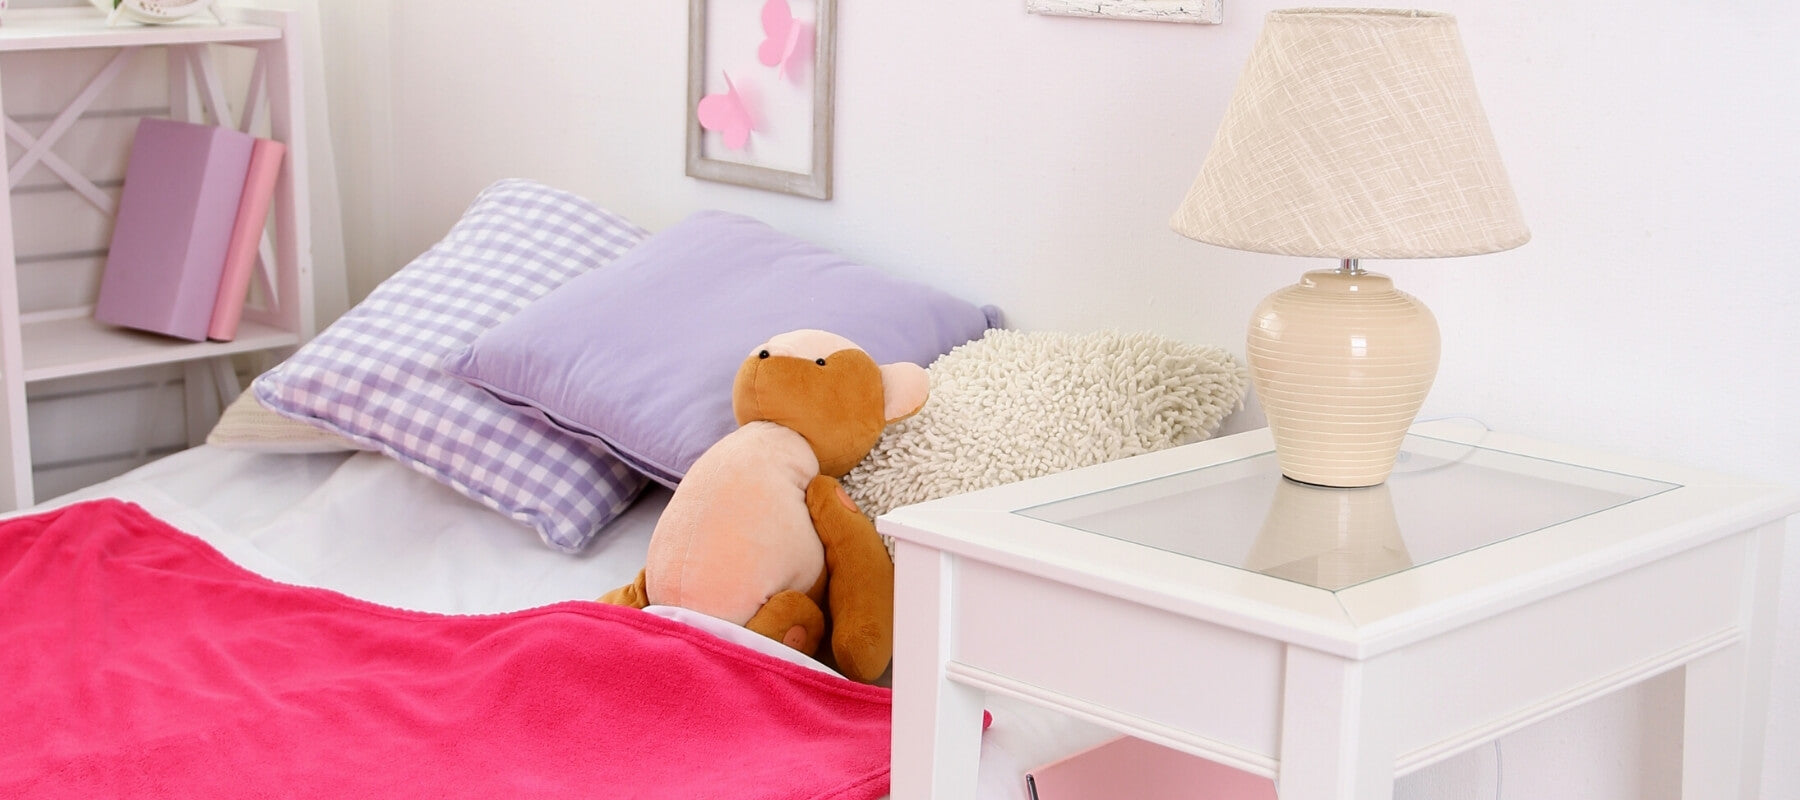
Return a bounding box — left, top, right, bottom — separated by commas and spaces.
731, 329, 929, 477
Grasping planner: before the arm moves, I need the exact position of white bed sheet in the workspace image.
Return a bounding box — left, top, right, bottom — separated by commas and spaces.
37, 447, 665, 613
27, 446, 1113, 799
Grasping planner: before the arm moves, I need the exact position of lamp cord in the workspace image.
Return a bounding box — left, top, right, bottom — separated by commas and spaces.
1493, 740, 1505, 800
1391, 416, 1492, 477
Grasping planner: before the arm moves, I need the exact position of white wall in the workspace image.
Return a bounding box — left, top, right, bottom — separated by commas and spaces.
322, 2, 1800, 797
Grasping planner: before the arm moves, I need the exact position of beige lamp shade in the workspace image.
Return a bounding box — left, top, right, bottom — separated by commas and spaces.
1171, 8, 1528, 258
1170, 9, 1528, 487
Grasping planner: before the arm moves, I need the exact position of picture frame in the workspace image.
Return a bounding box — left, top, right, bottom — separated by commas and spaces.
685, 0, 836, 200
1025, 0, 1223, 25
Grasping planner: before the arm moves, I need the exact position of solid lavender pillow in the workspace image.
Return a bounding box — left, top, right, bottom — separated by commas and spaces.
445, 210, 1001, 488
253, 179, 651, 552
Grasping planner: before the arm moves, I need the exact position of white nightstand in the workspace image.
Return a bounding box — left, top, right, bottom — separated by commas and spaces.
878, 421, 1798, 800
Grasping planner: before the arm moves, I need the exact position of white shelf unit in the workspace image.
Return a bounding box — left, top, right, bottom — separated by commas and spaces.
0, 7, 313, 510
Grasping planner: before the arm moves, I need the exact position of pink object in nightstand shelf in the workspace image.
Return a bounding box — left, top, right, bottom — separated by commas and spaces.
1026, 736, 1277, 800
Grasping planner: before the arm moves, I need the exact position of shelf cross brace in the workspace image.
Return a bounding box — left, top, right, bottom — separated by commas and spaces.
4, 46, 142, 214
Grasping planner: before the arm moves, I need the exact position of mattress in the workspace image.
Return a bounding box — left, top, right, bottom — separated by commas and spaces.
25, 445, 1113, 799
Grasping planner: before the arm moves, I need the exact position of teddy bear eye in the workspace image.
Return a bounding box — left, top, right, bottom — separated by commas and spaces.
759, 350, 770, 359
815, 358, 827, 366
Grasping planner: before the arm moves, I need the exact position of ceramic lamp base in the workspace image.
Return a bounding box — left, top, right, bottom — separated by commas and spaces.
1247, 267, 1439, 487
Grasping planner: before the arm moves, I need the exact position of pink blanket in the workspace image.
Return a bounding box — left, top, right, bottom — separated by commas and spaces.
0, 500, 890, 799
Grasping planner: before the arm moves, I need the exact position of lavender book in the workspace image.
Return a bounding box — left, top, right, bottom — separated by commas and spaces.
94, 118, 255, 342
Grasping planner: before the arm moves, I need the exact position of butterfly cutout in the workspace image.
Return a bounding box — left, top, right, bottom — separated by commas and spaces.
758, 0, 814, 84
696, 72, 754, 151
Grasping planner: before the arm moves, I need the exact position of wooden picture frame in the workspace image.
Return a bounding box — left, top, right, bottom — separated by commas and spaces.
685, 0, 836, 200
1025, 0, 1223, 25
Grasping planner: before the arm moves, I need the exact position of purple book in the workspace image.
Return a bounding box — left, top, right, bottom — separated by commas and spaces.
94, 118, 256, 342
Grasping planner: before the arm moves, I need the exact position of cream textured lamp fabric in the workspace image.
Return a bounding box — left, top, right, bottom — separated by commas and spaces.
1171, 8, 1528, 258
207, 389, 366, 454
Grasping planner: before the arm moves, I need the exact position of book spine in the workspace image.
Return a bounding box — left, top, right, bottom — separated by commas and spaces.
207, 138, 286, 342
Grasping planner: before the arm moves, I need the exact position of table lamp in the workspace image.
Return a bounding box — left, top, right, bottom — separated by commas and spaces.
1171, 8, 1528, 487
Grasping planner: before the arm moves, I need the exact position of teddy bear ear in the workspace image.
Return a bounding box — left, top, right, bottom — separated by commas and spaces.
879, 362, 930, 423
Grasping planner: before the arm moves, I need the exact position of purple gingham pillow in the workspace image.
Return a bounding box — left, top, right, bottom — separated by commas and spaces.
252, 179, 650, 552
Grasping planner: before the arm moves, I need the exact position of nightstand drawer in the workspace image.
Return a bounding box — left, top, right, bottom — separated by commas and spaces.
1388, 531, 1753, 763
949, 558, 1285, 762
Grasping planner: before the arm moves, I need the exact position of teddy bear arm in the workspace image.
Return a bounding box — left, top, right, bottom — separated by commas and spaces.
745, 590, 827, 654
597, 568, 650, 608
806, 475, 896, 684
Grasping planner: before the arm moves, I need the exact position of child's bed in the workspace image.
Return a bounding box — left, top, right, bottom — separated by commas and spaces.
12, 446, 1118, 799
3, 180, 1247, 798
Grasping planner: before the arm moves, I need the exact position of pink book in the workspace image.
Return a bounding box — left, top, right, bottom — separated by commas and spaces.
94, 118, 255, 342
206, 137, 286, 342
1025, 736, 1278, 800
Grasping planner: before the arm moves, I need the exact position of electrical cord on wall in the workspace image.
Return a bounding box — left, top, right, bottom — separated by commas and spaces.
1492, 740, 1504, 800
1390, 415, 1493, 477
1408, 414, 1507, 800
1435, 415, 1505, 800
1415, 415, 1492, 432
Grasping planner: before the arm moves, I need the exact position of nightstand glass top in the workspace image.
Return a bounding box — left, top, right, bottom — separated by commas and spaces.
1015, 433, 1679, 591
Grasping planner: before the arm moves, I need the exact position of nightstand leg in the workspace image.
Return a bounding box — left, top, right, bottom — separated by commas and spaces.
1680, 523, 1785, 800
891, 542, 984, 800
1682, 643, 1750, 799
1277, 646, 1398, 800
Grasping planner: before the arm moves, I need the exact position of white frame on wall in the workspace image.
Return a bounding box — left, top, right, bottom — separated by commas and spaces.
1025, 0, 1223, 25
685, 0, 836, 200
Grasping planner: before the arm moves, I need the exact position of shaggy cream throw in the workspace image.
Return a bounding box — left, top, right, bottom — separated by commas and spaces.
843, 329, 1247, 528
207, 389, 368, 454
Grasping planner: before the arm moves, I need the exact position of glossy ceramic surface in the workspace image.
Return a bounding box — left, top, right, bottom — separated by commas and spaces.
1247, 268, 1439, 487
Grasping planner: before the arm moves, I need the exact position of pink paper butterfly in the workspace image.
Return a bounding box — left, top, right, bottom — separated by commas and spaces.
696, 72, 754, 151
758, 0, 814, 84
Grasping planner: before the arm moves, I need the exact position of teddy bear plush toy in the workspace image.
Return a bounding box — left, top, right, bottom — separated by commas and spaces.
599, 329, 927, 684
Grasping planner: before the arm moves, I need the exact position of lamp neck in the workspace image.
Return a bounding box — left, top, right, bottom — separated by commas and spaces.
1338, 258, 1365, 275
